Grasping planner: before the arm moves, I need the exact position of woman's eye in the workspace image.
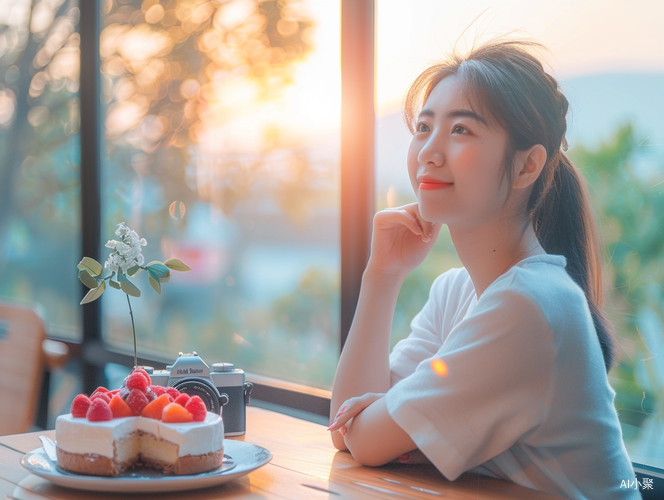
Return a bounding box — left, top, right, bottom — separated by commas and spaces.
416, 122, 430, 133
452, 125, 467, 134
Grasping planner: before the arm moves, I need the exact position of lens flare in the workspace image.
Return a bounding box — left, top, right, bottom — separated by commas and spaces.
430, 358, 448, 377
169, 201, 186, 220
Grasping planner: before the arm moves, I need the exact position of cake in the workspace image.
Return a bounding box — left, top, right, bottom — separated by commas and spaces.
55, 368, 224, 476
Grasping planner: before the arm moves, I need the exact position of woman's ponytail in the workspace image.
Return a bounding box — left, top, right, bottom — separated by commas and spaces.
530, 152, 618, 373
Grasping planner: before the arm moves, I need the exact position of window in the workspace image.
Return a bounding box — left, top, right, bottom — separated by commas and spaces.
98, 0, 341, 389
0, 0, 81, 340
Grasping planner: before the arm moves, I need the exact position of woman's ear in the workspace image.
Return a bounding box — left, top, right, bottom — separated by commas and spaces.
513, 144, 547, 189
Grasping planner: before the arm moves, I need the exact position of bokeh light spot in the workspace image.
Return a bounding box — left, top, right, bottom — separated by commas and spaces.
169, 200, 186, 220
430, 358, 448, 377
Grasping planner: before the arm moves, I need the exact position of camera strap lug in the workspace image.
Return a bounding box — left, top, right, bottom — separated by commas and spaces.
244, 382, 254, 406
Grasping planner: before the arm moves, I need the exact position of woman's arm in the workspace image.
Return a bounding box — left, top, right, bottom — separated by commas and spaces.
330, 270, 404, 450
330, 204, 440, 451
329, 395, 417, 464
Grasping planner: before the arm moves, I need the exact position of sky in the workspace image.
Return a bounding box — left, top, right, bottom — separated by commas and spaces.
374, 0, 664, 113
252, 0, 664, 141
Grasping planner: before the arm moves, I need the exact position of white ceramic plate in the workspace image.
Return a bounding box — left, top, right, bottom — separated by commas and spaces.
20, 440, 271, 493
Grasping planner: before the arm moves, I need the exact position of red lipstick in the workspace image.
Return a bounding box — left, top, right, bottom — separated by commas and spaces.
418, 177, 453, 190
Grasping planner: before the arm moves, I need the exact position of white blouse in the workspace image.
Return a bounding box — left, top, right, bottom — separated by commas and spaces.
386, 254, 640, 500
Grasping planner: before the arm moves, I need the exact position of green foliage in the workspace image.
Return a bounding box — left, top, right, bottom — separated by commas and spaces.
567, 123, 663, 429
78, 269, 100, 289
77, 257, 103, 277
80, 281, 106, 305
118, 271, 141, 298
165, 258, 191, 272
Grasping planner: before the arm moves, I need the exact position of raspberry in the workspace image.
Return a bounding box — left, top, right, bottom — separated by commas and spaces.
71, 394, 91, 418
87, 399, 113, 422
132, 368, 152, 386
125, 388, 150, 415
109, 395, 133, 418
162, 403, 193, 423
119, 386, 130, 400
145, 387, 157, 402
91, 387, 110, 398
141, 394, 172, 420
174, 393, 190, 407
90, 392, 112, 404
110, 389, 121, 395
184, 396, 207, 422
125, 372, 149, 392
165, 387, 181, 399
150, 385, 166, 397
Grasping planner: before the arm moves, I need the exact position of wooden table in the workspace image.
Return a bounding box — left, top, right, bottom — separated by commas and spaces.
0, 406, 566, 499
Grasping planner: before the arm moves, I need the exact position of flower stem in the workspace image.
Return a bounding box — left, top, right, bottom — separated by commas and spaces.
126, 294, 137, 368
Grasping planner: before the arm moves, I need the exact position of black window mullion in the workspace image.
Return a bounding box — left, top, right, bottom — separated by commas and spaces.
79, 0, 105, 394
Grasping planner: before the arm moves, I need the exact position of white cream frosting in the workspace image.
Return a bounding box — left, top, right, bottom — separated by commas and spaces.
55, 412, 223, 458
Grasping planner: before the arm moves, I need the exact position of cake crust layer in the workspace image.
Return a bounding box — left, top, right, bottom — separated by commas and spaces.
56, 446, 224, 476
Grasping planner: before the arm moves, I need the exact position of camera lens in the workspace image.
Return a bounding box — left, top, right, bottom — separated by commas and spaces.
171, 378, 222, 414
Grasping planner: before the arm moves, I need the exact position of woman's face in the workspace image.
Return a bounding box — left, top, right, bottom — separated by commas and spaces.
407, 75, 512, 227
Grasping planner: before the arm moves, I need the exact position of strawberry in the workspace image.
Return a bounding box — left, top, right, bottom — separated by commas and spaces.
165, 387, 181, 399
174, 393, 190, 407
87, 398, 113, 422
125, 388, 150, 415
109, 395, 134, 418
150, 385, 166, 397
125, 372, 149, 392
141, 394, 172, 420
71, 394, 91, 418
132, 368, 152, 386
184, 396, 207, 422
162, 403, 193, 423
90, 386, 110, 398
90, 392, 112, 404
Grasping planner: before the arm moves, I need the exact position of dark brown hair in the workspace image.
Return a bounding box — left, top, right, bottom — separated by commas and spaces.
404, 39, 620, 373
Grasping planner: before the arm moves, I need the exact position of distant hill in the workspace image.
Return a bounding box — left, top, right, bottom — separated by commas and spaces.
377, 72, 664, 195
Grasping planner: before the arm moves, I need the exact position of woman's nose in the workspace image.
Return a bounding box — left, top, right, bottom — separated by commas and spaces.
417, 135, 444, 168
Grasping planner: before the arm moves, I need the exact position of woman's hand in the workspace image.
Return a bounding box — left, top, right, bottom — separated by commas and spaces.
328, 392, 385, 437
367, 203, 442, 280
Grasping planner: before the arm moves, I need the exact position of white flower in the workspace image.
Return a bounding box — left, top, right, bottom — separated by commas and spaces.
104, 223, 148, 275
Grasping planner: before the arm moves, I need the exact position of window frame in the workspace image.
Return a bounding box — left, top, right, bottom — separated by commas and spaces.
73, 0, 375, 417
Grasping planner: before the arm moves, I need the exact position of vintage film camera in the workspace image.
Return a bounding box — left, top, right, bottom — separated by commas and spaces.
149, 352, 253, 436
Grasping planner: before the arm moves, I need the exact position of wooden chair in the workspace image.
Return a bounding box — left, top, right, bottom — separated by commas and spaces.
0, 301, 69, 435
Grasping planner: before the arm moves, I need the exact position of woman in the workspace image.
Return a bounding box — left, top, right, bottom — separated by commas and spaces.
328, 39, 640, 499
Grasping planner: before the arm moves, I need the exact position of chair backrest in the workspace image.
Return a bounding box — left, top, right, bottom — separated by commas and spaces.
0, 301, 46, 435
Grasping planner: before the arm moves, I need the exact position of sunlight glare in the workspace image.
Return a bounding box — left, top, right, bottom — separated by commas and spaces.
430, 358, 448, 377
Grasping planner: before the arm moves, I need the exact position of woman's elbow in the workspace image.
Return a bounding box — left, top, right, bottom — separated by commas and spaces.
345, 435, 390, 467
331, 431, 348, 451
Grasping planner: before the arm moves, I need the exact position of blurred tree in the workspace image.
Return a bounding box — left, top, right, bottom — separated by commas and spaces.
100, 0, 316, 219
0, 0, 80, 241
570, 123, 663, 427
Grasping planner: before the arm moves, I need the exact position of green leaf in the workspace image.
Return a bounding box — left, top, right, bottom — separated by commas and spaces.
159, 273, 170, 283
118, 272, 141, 298
80, 281, 106, 305
127, 265, 142, 277
77, 257, 103, 276
149, 275, 162, 294
109, 280, 121, 289
79, 269, 100, 289
147, 262, 170, 278
164, 258, 191, 272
